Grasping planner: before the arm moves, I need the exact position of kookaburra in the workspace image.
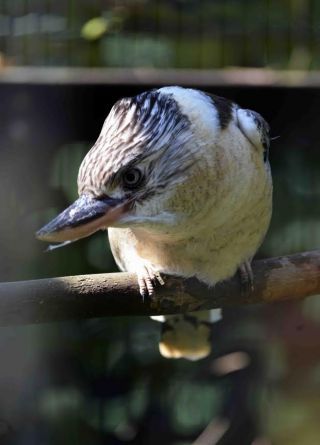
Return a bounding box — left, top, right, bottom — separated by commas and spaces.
37, 86, 272, 361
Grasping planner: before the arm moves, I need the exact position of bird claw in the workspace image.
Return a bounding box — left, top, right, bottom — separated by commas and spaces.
238, 260, 254, 296
137, 265, 164, 300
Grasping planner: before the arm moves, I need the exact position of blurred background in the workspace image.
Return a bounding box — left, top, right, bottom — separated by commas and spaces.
0, 1, 320, 444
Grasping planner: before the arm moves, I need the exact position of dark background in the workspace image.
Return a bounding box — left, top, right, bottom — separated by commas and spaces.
0, 83, 319, 444
0, 0, 320, 443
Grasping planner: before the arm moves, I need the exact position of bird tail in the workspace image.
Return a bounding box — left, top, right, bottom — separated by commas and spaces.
151, 309, 221, 361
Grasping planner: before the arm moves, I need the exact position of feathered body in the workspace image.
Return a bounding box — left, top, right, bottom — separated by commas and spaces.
99, 87, 271, 361
97, 88, 272, 287
38, 86, 272, 361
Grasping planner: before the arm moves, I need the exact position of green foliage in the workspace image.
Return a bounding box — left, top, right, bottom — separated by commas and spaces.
1, 0, 320, 69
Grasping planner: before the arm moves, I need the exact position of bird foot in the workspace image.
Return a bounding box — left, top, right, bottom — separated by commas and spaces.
238, 260, 254, 296
136, 264, 165, 300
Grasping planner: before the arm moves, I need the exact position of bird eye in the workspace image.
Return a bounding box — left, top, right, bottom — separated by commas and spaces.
123, 168, 143, 189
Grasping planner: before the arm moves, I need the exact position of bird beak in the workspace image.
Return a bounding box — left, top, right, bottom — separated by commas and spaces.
36, 194, 130, 243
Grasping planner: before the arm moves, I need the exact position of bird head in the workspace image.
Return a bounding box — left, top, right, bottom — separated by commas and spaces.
36, 87, 217, 244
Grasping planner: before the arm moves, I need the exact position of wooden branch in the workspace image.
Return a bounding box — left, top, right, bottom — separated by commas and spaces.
0, 250, 319, 327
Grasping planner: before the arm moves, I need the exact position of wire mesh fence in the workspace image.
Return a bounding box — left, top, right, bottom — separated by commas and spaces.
0, 0, 319, 70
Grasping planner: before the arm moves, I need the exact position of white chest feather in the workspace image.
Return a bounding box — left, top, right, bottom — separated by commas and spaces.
109, 128, 272, 285
108, 87, 272, 285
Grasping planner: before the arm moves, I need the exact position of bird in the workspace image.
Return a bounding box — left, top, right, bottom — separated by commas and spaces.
36, 86, 272, 361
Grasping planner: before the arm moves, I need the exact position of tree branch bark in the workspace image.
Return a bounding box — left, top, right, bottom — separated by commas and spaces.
0, 250, 319, 327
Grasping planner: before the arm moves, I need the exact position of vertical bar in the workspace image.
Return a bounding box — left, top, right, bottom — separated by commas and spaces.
154, 0, 160, 68
197, 0, 203, 69
66, 0, 76, 66
218, 0, 226, 68
0, 0, 7, 61
287, 0, 293, 68
308, 0, 315, 69
45, 0, 51, 66
22, 0, 28, 65
241, 0, 249, 66
264, 0, 271, 67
